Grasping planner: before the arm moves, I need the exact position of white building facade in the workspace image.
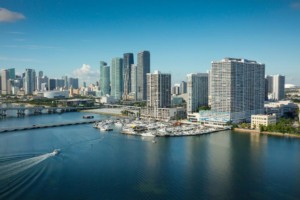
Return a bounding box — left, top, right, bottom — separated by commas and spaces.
200, 58, 265, 124
251, 114, 277, 129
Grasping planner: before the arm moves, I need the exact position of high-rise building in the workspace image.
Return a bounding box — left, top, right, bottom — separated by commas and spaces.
56, 79, 65, 89
130, 64, 138, 100
123, 53, 134, 100
180, 81, 187, 94
48, 79, 56, 90
187, 73, 208, 113
272, 75, 285, 100
8, 68, 15, 80
210, 58, 265, 123
100, 61, 110, 96
265, 75, 285, 101
36, 71, 44, 91
146, 70, 171, 108
172, 84, 180, 95
38, 71, 43, 78
266, 75, 273, 94
265, 78, 269, 101
68, 77, 79, 89
1, 70, 9, 95
111, 58, 123, 100
24, 69, 36, 95
137, 51, 150, 100
62, 76, 68, 89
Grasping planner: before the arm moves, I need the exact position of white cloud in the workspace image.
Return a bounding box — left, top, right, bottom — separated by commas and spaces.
73, 64, 100, 83
0, 8, 25, 23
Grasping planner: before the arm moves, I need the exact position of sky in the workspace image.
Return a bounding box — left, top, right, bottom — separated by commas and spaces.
1, 0, 300, 85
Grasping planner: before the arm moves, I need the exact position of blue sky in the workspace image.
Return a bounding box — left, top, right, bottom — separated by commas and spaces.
1, 0, 300, 85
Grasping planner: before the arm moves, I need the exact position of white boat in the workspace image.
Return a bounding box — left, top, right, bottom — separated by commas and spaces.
99, 125, 113, 131
141, 132, 156, 137
121, 127, 135, 134
52, 149, 61, 156
114, 121, 123, 127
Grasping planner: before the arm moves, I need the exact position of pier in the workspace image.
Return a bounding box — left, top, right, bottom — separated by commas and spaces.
0, 120, 100, 133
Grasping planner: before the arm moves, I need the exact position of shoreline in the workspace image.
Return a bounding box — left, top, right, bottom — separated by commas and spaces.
234, 128, 300, 138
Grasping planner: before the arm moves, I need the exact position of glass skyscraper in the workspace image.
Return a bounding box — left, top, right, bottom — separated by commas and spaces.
137, 50, 150, 101
100, 61, 110, 96
111, 58, 123, 100
24, 69, 36, 95
123, 53, 134, 100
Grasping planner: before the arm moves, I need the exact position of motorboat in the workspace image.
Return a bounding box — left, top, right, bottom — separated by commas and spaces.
99, 125, 113, 131
83, 115, 94, 119
141, 132, 156, 137
52, 149, 61, 156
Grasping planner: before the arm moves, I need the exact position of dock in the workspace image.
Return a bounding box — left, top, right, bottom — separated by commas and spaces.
0, 120, 100, 133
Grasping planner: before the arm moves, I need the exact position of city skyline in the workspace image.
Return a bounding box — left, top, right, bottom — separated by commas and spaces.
1, 0, 300, 85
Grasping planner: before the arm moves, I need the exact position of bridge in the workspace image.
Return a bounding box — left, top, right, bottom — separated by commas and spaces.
0, 120, 100, 133
0, 106, 101, 117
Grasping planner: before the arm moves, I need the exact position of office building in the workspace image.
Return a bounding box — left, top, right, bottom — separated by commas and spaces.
100, 61, 110, 96
200, 58, 265, 124
172, 84, 180, 95
265, 78, 269, 101
272, 75, 285, 100
265, 75, 285, 101
48, 79, 56, 91
24, 69, 36, 95
56, 79, 65, 89
123, 53, 134, 100
187, 73, 208, 113
111, 58, 123, 100
8, 68, 15, 80
146, 70, 171, 108
1, 70, 9, 95
62, 76, 69, 89
266, 75, 273, 94
180, 81, 187, 94
37, 76, 48, 91
137, 50, 150, 100
68, 77, 79, 89
130, 64, 138, 100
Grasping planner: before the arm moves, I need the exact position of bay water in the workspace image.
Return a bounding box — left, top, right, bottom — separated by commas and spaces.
0, 112, 299, 199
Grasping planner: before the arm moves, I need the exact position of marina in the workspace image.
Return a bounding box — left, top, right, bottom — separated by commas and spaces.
93, 118, 229, 137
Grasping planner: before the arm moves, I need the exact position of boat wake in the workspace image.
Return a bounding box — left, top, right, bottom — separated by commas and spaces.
0, 153, 53, 181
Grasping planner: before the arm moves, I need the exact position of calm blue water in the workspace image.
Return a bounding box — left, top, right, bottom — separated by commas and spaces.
0, 112, 300, 200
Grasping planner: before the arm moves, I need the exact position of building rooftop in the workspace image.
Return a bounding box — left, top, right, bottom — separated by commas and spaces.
211, 57, 263, 65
